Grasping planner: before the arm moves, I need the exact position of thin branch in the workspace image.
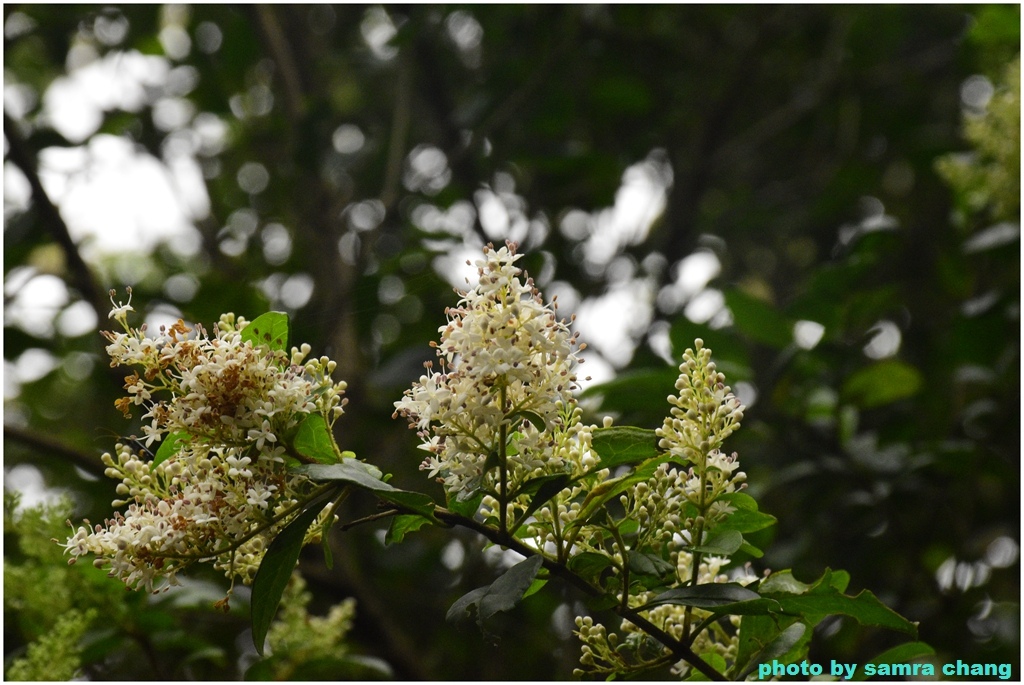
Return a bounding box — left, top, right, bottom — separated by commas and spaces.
4, 424, 106, 478
337, 508, 400, 532
3, 113, 109, 325
248, 6, 306, 123
431, 506, 728, 681
380, 57, 413, 211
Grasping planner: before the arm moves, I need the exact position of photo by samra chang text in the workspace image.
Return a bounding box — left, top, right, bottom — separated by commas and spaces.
757, 659, 1013, 680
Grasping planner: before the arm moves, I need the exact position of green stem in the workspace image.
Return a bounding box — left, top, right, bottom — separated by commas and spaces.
684, 445, 710, 639
498, 382, 509, 535
611, 526, 631, 612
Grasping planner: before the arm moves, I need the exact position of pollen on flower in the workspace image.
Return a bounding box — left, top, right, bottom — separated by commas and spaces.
61, 306, 348, 594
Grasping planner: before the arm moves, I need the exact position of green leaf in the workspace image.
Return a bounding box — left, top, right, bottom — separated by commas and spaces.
714, 493, 778, 534
638, 583, 761, 611
627, 550, 676, 579
851, 642, 936, 681
251, 498, 330, 655
567, 552, 614, 586
447, 489, 483, 518
511, 473, 571, 532
735, 622, 808, 680
724, 289, 795, 349
684, 652, 728, 681
522, 577, 548, 600
478, 555, 545, 620
241, 311, 290, 353
153, 431, 188, 467
385, 514, 433, 545
446, 555, 545, 625
446, 587, 488, 624
690, 529, 743, 555
578, 368, 683, 419
842, 359, 923, 408
590, 426, 660, 470
567, 456, 672, 533
292, 462, 438, 521
760, 568, 917, 636
292, 414, 339, 465
510, 410, 546, 431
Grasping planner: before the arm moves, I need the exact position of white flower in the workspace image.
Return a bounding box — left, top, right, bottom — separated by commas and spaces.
394, 242, 585, 495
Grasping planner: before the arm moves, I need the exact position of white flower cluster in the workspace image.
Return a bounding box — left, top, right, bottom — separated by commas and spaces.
63, 294, 345, 594
657, 339, 745, 464
394, 243, 586, 497
575, 340, 752, 679
103, 294, 345, 451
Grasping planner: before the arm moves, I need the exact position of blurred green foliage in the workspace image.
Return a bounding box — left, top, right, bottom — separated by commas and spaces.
4, 4, 1018, 679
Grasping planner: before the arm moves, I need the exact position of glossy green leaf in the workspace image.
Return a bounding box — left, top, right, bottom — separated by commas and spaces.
842, 359, 923, 408
684, 653, 729, 681
292, 413, 339, 465
627, 550, 675, 579
292, 462, 438, 521
690, 529, 744, 555
385, 513, 433, 545
511, 473, 571, 532
638, 583, 760, 611
590, 426, 660, 470
522, 577, 548, 600
152, 431, 188, 467
567, 552, 614, 586
241, 311, 289, 353
251, 497, 330, 655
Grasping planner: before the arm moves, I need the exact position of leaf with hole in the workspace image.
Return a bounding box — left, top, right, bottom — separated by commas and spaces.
241, 311, 290, 353
446, 555, 545, 626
